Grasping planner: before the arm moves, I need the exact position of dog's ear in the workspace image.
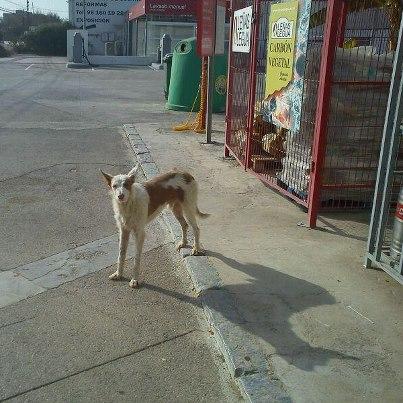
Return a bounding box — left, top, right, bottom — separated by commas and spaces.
127, 164, 140, 182
100, 170, 113, 187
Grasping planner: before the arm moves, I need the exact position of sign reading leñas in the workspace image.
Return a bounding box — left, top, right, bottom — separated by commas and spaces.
232, 6, 253, 53
265, 1, 298, 96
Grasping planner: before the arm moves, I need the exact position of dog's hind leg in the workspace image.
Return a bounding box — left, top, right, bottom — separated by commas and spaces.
130, 229, 145, 288
183, 205, 201, 256
171, 202, 188, 250
109, 228, 130, 280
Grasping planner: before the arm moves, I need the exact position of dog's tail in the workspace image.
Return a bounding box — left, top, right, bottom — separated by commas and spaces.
197, 207, 210, 219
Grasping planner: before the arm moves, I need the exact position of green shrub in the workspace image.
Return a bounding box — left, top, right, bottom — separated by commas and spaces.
22, 21, 72, 56
11, 41, 28, 54
0, 43, 11, 57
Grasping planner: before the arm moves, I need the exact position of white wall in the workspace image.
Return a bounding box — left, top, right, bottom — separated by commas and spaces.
146, 21, 196, 56
69, 1, 139, 55
132, 21, 197, 56
89, 55, 157, 65
131, 21, 231, 57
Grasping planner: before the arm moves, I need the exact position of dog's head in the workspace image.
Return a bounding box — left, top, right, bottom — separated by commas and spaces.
100, 165, 139, 204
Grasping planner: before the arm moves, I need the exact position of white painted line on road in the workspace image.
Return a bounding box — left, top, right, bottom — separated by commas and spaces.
0, 57, 17, 63
347, 305, 375, 324
25, 64, 34, 70
315, 318, 330, 327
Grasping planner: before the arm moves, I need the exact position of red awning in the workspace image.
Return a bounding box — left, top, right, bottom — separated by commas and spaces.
128, 0, 197, 21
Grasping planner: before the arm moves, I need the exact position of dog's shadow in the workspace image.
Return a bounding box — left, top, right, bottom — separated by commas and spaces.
141, 250, 358, 372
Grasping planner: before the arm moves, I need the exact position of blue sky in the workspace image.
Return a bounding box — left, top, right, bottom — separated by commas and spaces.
0, 0, 68, 18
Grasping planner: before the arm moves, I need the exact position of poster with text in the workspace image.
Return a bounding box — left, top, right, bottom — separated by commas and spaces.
262, 0, 312, 132
232, 6, 253, 53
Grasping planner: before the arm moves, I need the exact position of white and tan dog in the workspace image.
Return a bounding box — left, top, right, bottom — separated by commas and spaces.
101, 165, 209, 288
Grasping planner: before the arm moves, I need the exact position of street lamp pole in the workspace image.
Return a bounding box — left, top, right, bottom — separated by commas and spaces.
26, 0, 30, 26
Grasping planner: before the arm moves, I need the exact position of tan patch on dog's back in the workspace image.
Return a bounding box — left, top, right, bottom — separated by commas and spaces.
144, 172, 185, 217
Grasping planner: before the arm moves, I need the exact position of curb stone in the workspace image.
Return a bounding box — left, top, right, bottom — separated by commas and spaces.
123, 123, 291, 402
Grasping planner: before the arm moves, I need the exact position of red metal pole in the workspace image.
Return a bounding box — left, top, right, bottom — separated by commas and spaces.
245, 0, 260, 170
307, 0, 343, 228
224, 0, 235, 158
337, 0, 348, 47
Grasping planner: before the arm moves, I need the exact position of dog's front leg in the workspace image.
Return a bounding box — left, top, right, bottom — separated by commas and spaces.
109, 228, 129, 280
129, 229, 145, 288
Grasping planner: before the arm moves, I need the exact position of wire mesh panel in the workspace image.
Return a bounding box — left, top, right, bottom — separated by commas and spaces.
225, 0, 254, 165
321, 2, 401, 209
225, 0, 401, 228
366, 12, 403, 282
250, 0, 326, 206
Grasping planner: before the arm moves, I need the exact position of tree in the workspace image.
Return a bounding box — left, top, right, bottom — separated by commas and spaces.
21, 21, 72, 56
0, 11, 62, 42
0, 44, 11, 58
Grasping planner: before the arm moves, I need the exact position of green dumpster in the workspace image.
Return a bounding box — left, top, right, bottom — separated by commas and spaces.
212, 53, 228, 113
163, 53, 173, 100
166, 37, 227, 113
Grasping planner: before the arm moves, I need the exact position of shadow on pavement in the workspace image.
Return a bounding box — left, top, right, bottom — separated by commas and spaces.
316, 211, 371, 242
207, 250, 359, 371
142, 250, 359, 373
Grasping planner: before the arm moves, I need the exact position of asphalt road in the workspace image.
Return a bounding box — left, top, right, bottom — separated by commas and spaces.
0, 56, 180, 271
0, 56, 240, 401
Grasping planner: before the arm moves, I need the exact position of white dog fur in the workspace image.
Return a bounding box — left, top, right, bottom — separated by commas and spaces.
101, 165, 209, 288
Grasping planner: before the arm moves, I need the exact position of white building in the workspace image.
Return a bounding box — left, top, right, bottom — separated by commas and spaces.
68, 0, 139, 55
127, 0, 196, 57
68, 0, 227, 61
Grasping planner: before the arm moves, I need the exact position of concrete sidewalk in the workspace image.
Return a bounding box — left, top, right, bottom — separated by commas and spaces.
127, 120, 403, 402
0, 231, 240, 402
0, 59, 240, 402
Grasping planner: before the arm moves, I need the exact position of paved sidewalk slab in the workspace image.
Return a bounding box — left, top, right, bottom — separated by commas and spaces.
124, 124, 288, 402
0, 218, 171, 309
123, 122, 403, 403
0, 245, 240, 402
0, 271, 45, 308
0, 59, 241, 402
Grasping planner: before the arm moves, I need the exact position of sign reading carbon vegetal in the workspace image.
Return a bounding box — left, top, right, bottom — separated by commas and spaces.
262, 0, 313, 132
265, 1, 298, 96
232, 6, 253, 53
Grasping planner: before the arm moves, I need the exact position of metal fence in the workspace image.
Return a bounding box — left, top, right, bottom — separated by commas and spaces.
250, 0, 324, 208
366, 15, 403, 283
320, 3, 395, 211
225, 0, 255, 166
225, 0, 401, 227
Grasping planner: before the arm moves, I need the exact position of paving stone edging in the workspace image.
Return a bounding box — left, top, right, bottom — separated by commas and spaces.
1, 226, 171, 309
123, 124, 291, 403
